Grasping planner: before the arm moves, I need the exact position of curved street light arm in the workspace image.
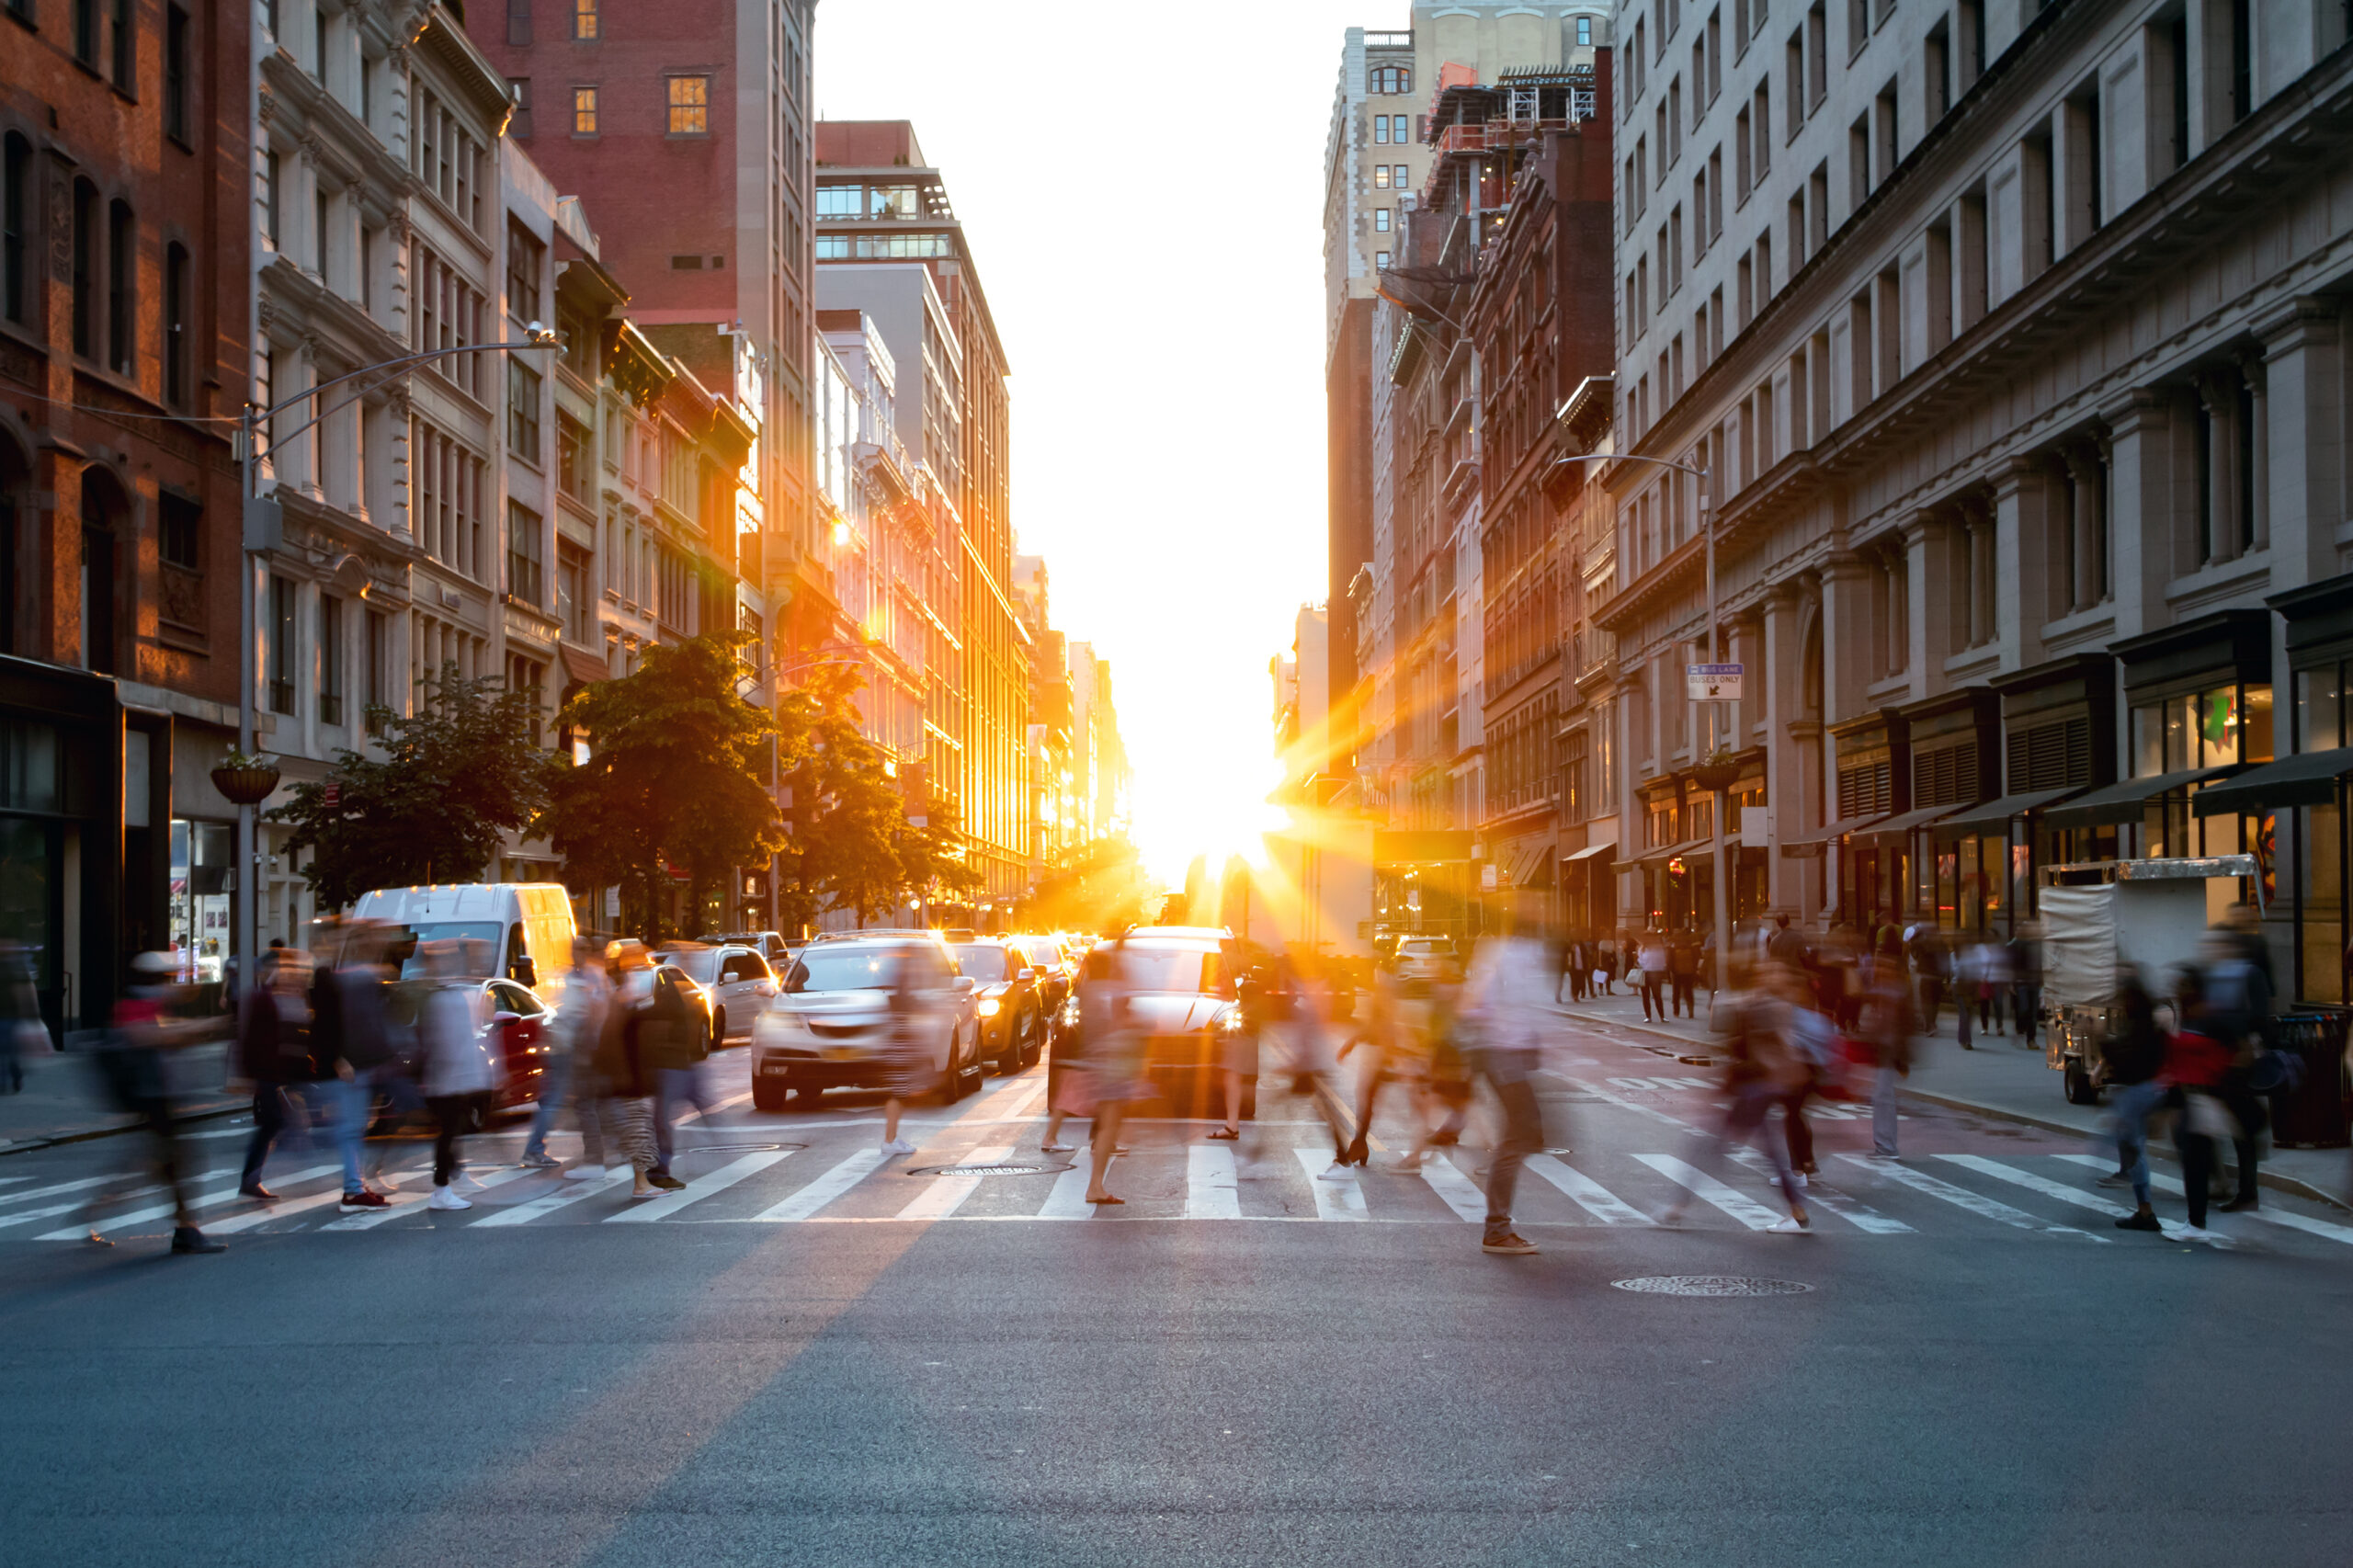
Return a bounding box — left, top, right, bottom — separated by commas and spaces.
245, 335, 558, 479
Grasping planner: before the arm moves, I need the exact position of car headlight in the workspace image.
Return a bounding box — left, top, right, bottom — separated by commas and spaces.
977, 998, 1001, 1017
1217, 1007, 1242, 1032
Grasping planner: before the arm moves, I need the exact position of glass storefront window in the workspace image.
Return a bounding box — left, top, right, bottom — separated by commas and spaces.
2303, 801, 2345, 1004
2298, 663, 2347, 751
169, 818, 232, 983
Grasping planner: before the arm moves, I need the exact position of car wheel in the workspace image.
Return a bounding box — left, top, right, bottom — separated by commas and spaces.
997, 1012, 1026, 1075
2063, 1062, 2100, 1106
752, 1077, 788, 1113
711, 1009, 727, 1046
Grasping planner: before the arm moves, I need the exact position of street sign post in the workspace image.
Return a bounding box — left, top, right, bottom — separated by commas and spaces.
1688, 662, 1744, 700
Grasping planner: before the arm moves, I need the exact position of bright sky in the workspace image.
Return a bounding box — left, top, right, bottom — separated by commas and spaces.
813, 0, 1391, 883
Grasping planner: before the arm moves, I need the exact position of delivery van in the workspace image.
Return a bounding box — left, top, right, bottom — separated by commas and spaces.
350, 882, 577, 1001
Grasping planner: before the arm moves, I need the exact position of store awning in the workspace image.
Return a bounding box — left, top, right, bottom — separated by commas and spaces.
1855, 804, 1957, 846
1933, 786, 2085, 837
2041, 765, 2245, 829
2190, 745, 2353, 816
560, 642, 610, 687
1778, 812, 1890, 853
1563, 840, 1616, 864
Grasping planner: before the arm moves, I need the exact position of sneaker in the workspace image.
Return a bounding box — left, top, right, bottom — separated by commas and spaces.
1768, 1213, 1811, 1233
170, 1226, 225, 1255
1040, 1142, 1075, 1153
2095, 1172, 2131, 1188
2114, 1210, 2164, 1232
339, 1189, 389, 1209
649, 1173, 687, 1191
426, 1187, 472, 1211
1315, 1163, 1356, 1182
881, 1138, 916, 1156
563, 1165, 608, 1182
518, 1151, 561, 1169
1482, 1231, 1539, 1255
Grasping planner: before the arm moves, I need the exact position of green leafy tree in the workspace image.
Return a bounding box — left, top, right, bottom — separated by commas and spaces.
773, 667, 909, 927
896, 790, 985, 919
267, 664, 563, 910
542, 631, 785, 942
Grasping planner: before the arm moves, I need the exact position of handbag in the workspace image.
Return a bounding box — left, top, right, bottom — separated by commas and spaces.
2183, 1089, 2242, 1142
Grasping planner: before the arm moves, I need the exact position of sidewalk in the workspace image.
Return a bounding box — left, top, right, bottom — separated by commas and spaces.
0, 1041, 245, 1154
1551, 983, 2353, 1210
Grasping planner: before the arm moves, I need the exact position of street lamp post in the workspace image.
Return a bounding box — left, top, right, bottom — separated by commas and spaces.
1552, 449, 1731, 994
230, 330, 557, 989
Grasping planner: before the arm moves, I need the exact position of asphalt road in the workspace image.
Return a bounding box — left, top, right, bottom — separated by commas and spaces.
4, 1020, 2350, 1568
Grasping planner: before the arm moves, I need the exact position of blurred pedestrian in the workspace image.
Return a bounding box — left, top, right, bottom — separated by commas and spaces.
1857, 933, 1915, 1157
588, 943, 660, 1197
0, 938, 42, 1092
415, 940, 494, 1211
2163, 965, 2239, 1235
1402, 958, 1472, 1168
1908, 926, 1947, 1037
2101, 970, 2168, 1230
1667, 927, 1700, 1018
1637, 928, 1669, 1022
648, 965, 714, 1189
1463, 932, 1557, 1255
1338, 965, 1408, 1166
1211, 962, 1269, 1142
529, 937, 610, 1171
1080, 938, 1147, 1206
2009, 926, 2044, 1050
877, 942, 944, 1160
85, 952, 222, 1252
1665, 960, 1810, 1233
234, 946, 315, 1201
2199, 927, 2272, 1212
318, 922, 394, 1208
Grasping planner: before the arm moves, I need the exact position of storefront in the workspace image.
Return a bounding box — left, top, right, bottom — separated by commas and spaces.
1827, 709, 1909, 929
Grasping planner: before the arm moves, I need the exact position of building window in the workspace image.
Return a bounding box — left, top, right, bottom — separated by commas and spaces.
505, 0, 529, 46
506, 220, 544, 325
165, 6, 191, 142
507, 501, 544, 606
1374, 207, 1391, 232
164, 243, 189, 404
264, 151, 281, 251
1374, 114, 1389, 144
573, 85, 597, 135
160, 491, 200, 570
1373, 165, 1391, 189
667, 74, 710, 136
74, 0, 97, 62
1576, 15, 1594, 46
319, 594, 344, 725
573, 0, 596, 39
1375, 250, 1391, 269
1371, 64, 1411, 95
814, 184, 860, 218
269, 575, 297, 713
365, 608, 388, 731
3, 134, 29, 325
557, 409, 591, 500
70, 179, 97, 358
557, 540, 590, 644
506, 359, 542, 459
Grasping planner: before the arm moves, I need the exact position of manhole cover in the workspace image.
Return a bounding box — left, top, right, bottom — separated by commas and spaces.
673, 1142, 805, 1155
1611, 1276, 1813, 1297
904, 1162, 1072, 1178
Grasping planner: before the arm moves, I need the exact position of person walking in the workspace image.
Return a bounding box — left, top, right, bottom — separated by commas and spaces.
534, 939, 613, 1173
1211, 962, 1269, 1142
1637, 929, 1670, 1022
586, 944, 661, 1197
415, 940, 495, 1212
1079, 938, 1146, 1206
0, 938, 41, 1092
1464, 932, 1555, 1256
318, 922, 394, 1208
1664, 961, 1811, 1233
2100, 971, 2169, 1230
2199, 929, 2272, 1212
1858, 934, 1915, 1157
876, 942, 948, 1160
235, 947, 316, 1202
1667, 928, 1700, 1019
648, 964, 714, 1188
2009, 927, 2043, 1050
83, 953, 222, 1253
2162, 965, 2239, 1236
1401, 957, 1472, 1168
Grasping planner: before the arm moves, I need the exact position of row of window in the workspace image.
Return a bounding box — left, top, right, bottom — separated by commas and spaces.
1370, 163, 1410, 189
265, 575, 389, 727
509, 75, 708, 139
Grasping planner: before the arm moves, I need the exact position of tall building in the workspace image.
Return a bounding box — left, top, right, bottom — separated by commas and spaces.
468, 0, 817, 619
1600, 0, 2353, 1004
1067, 642, 1129, 847
0, 0, 253, 1028
814, 121, 1029, 919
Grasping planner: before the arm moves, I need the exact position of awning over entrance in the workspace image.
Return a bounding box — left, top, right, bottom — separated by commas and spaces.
1933, 786, 2084, 837
2041, 765, 2244, 828
1563, 840, 1617, 864
2190, 745, 2353, 816
1854, 803, 1956, 846
1778, 812, 1889, 856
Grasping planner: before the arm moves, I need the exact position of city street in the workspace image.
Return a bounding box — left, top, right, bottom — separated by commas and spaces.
6, 1022, 2350, 1568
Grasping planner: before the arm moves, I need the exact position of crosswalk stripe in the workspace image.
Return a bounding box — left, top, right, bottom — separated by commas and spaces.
1834, 1155, 2109, 1242
0, 1172, 135, 1209
898, 1143, 1015, 1221
472, 1168, 630, 1226
316, 1166, 536, 1230
1036, 1163, 1096, 1219
754, 1147, 890, 1222
0, 1176, 32, 1186
36, 1163, 342, 1241
204, 1182, 371, 1234
0, 1196, 151, 1233
1728, 1149, 1914, 1233
1186, 1142, 1242, 1219
1637, 1153, 1787, 1229
607, 1149, 793, 1222
1294, 1148, 1367, 1221
1524, 1154, 1651, 1224
2051, 1154, 2353, 1245
1937, 1154, 2167, 1232
1418, 1152, 1490, 1221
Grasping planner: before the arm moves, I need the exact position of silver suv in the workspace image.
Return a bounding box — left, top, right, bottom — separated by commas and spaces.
749, 935, 983, 1112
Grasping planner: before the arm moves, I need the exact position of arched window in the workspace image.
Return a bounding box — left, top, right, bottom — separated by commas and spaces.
1370, 65, 1411, 96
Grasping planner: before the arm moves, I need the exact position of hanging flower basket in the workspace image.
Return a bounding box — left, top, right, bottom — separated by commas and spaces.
1688, 756, 1740, 793
210, 759, 282, 805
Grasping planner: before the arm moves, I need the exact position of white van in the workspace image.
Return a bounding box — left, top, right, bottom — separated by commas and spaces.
351, 883, 577, 1000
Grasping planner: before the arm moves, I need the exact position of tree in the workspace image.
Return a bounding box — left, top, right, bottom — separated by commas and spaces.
267, 664, 563, 910
541, 631, 784, 942
773, 666, 908, 928
896, 790, 985, 920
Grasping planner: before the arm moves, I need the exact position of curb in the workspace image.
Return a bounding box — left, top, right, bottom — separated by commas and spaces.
1552, 1003, 2353, 1214
0, 1100, 247, 1159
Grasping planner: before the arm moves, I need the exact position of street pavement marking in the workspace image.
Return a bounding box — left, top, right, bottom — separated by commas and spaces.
470, 1169, 629, 1226
897, 1143, 1015, 1221
1566, 1076, 1688, 1129
1637, 1153, 1787, 1230
317, 1165, 535, 1230
1293, 1148, 1367, 1221
608, 1149, 793, 1222
1938, 1154, 2177, 1233
1525, 1154, 1652, 1224
2054, 1154, 2353, 1245
1035, 1163, 1096, 1219
0, 1172, 145, 1209
0, 1194, 159, 1232
0, 1176, 31, 1186
1835, 1155, 2110, 1242
1729, 1148, 1914, 1233
35, 1163, 341, 1241
205, 1180, 379, 1234
1185, 1142, 1242, 1220
753, 1148, 889, 1222
1418, 1152, 1489, 1221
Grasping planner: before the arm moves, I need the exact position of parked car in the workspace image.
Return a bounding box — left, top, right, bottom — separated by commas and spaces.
1393, 935, 1460, 983
656, 942, 778, 1044
373, 973, 552, 1124
703, 930, 796, 968
951, 937, 1047, 1074
1012, 933, 1076, 1027
749, 934, 982, 1111
1080, 927, 1244, 1120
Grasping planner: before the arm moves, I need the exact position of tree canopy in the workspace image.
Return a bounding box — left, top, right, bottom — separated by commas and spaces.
267, 664, 563, 910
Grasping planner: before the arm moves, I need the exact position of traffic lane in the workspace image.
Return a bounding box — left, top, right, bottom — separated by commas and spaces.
3, 1207, 2345, 1565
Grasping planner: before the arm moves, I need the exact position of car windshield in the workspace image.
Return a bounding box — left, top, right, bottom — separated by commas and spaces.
1116, 946, 1227, 995
788, 947, 905, 994
953, 945, 1010, 983
1022, 939, 1062, 967
663, 949, 722, 983
393, 921, 504, 979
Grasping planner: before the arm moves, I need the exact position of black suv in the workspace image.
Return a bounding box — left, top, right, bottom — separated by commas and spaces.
950, 937, 1047, 1075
